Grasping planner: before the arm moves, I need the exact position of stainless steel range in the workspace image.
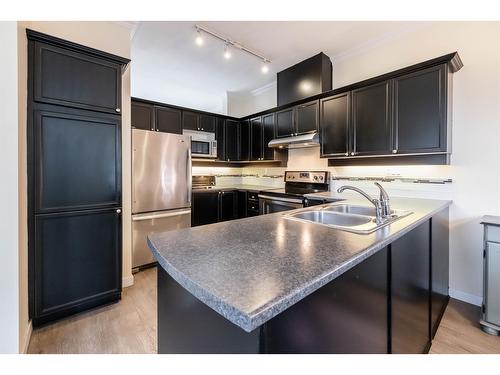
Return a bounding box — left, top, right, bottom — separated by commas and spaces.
258, 171, 330, 214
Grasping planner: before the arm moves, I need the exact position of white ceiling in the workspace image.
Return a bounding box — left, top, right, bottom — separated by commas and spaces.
130, 21, 430, 114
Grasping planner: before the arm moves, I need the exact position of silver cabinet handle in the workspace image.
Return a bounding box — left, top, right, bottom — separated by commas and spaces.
115, 108, 121, 113
392, 149, 397, 154
344, 152, 349, 156
351, 152, 355, 156
116, 209, 122, 214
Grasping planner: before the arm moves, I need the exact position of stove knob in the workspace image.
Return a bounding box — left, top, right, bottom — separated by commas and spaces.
319, 176, 324, 181
314, 176, 318, 181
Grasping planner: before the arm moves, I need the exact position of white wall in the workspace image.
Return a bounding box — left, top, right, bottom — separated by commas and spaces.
232, 22, 500, 305
0, 21, 20, 354
227, 82, 277, 117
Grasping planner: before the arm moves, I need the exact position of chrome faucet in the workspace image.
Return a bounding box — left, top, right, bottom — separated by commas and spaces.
337, 183, 391, 223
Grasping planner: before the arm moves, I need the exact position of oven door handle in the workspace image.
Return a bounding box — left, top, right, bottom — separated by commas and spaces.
258, 194, 303, 204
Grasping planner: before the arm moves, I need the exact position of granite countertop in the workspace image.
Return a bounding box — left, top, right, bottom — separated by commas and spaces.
193, 185, 281, 192
148, 197, 451, 333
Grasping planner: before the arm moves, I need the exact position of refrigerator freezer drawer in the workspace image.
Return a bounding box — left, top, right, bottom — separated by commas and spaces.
132, 209, 191, 270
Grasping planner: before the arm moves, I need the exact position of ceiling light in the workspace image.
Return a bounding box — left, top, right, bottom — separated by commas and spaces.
195, 29, 204, 46
223, 44, 231, 59
261, 60, 269, 73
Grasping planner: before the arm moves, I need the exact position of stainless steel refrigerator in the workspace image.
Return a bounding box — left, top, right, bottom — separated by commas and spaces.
132, 129, 192, 270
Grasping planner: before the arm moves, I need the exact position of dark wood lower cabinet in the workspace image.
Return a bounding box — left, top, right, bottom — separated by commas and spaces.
219, 191, 238, 222
391, 221, 430, 354
191, 191, 219, 227
32, 208, 122, 326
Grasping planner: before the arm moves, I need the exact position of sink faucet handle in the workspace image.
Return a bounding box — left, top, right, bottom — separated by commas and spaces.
374, 182, 390, 217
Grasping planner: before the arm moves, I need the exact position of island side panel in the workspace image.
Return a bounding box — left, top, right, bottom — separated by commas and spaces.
430, 207, 450, 338
391, 220, 431, 354
263, 247, 389, 354
157, 267, 261, 354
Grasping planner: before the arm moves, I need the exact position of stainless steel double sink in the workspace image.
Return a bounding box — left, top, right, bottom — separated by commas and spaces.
284, 203, 413, 234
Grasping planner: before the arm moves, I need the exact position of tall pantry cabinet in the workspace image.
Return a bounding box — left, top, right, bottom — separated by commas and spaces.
27, 29, 130, 326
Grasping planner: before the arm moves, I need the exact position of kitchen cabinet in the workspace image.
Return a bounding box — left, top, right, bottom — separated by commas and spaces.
192, 191, 219, 227
192, 190, 238, 226
391, 221, 430, 354
219, 191, 238, 222
33, 106, 121, 213
276, 108, 295, 138
155, 106, 182, 134
32, 40, 123, 114
237, 191, 247, 218
295, 100, 319, 135
352, 81, 391, 156
216, 117, 226, 161
250, 117, 263, 161
132, 101, 154, 131
199, 114, 216, 133
182, 111, 199, 131
239, 121, 250, 161
392, 64, 448, 154
32, 208, 121, 325
262, 113, 275, 160
27, 29, 128, 326
320, 92, 350, 157
225, 120, 239, 161
246, 191, 260, 217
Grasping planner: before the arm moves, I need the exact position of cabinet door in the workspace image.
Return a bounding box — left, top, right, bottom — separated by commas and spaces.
352, 81, 391, 156
33, 42, 121, 114
225, 120, 239, 161
191, 191, 219, 227
391, 221, 430, 354
155, 106, 182, 134
262, 113, 276, 160
216, 117, 226, 161
238, 121, 250, 161
237, 190, 247, 218
486, 241, 500, 326
132, 101, 154, 131
295, 100, 319, 135
199, 114, 216, 133
393, 64, 448, 154
250, 117, 263, 161
276, 108, 295, 138
33, 107, 121, 213
33, 208, 121, 320
182, 111, 200, 131
320, 93, 350, 157
219, 191, 238, 222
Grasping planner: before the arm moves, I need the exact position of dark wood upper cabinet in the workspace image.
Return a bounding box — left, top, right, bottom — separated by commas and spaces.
250, 117, 263, 161
33, 41, 122, 114
320, 93, 350, 157
182, 111, 199, 131
131, 101, 154, 131
216, 117, 226, 161
238, 121, 250, 161
276, 108, 295, 138
199, 115, 216, 133
262, 113, 276, 160
224, 120, 239, 161
155, 106, 182, 134
393, 64, 448, 154
295, 100, 319, 135
352, 81, 391, 156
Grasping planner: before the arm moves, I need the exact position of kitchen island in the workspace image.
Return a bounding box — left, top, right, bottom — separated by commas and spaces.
148, 197, 450, 354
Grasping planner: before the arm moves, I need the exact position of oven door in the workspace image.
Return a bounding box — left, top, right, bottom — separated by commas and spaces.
258, 194, 304, 215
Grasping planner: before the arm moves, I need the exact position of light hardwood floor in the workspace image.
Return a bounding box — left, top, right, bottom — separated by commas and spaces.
28, 267, 500, 354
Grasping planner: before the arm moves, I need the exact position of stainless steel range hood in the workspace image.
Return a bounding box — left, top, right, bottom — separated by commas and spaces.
268, 132, 319, 149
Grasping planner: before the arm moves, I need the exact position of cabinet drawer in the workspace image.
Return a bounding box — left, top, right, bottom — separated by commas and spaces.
486, 225, 500, 243
247, 202, 259, 213
248, 192, 259, 201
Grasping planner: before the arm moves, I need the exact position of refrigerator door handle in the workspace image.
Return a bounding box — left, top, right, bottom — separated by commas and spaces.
132, 209, 191, 221
187, 147, 192, 205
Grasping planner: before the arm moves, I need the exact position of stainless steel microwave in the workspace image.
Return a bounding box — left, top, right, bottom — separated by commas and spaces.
183, 130, 217, 159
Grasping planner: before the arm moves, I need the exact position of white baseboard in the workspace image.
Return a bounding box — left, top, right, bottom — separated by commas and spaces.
21, 320, 32, 354
122, 274, 134, 288
449, 288, 482, 306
